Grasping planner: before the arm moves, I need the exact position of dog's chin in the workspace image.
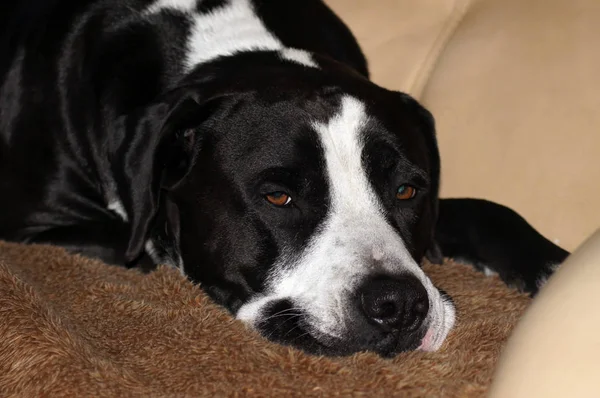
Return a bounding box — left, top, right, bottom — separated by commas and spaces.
251, 299, 347, 356
248, 299, 429, 358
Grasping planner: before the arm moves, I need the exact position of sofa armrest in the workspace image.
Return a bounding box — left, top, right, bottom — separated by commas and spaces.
489, 229, 600, 397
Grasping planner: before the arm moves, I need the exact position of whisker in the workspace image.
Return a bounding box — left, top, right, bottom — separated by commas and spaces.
261, 307, 304, 323
281, 323, 305, 339
261, 312, 303, 322
260, 313, 304, 341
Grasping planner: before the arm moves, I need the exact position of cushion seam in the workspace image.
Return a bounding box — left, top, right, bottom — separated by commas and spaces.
408, 0, 474, 99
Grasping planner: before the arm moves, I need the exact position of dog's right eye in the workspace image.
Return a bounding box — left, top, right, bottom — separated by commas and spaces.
396, 184, 417, 200
265, 192, 293, 207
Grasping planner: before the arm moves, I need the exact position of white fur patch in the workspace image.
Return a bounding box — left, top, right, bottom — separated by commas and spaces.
145, 0, 198, 14
145, 239, 185, 275
483, 266, 498, 277
536, 262, 561, 289
145, 0, 318, 70
237, 96, 455, 349
145, 239, 162, 264
279, 48, 318, 68
107, 199, 128, 222
185, 0, 280, 69
536, 274, 549, 290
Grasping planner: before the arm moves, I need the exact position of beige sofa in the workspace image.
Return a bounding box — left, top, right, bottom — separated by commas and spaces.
327, 0, 600, 252
326, 0, 600, 394
489, 229, 600, 397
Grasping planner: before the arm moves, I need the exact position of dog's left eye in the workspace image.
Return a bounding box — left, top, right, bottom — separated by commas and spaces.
396, 184, 417, 200
265, 192, 293, 207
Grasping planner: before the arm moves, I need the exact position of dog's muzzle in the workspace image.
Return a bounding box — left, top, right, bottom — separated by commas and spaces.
245, 273, 447, 357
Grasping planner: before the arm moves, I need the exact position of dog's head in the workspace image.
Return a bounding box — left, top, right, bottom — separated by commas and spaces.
120, 53, 455, 357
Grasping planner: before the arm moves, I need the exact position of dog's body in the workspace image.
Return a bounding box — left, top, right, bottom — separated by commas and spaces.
0, 0, 568, 356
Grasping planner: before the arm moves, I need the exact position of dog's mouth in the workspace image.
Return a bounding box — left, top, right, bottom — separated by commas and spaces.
253, 300, 345, 356
417, 288, 456, 352
252, 299, 429, 357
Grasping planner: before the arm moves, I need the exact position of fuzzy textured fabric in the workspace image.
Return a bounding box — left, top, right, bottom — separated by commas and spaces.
0, 241, 529, 397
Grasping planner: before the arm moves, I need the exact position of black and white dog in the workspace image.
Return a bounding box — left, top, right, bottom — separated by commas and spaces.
0, 0, 568, 357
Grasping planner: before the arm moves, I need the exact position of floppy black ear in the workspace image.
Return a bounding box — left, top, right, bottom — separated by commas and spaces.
114, 89, 220, 264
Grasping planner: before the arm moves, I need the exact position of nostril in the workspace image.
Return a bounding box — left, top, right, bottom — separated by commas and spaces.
404, 297, 429, 332
361, 295, 401, 325
379, 301, 397, 319
414, 299, 428, 315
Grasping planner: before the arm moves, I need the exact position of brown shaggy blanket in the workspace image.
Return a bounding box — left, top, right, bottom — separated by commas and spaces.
0, 241, 529, 397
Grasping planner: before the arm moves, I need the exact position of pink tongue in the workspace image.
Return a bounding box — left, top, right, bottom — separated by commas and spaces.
418, 329, 435, 351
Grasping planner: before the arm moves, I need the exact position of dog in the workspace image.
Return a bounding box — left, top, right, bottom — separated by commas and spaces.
0, 0, 569, 357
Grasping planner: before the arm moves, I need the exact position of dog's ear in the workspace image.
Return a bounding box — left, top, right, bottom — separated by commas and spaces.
425, 240, 444, 265
411, 99, 442, 266
115, 87, 222, 264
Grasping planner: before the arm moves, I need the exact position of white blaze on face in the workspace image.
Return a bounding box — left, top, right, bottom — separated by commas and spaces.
237, 95, 455, 351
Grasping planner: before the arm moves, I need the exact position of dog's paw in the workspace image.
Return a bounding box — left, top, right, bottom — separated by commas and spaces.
533, 262, 562, 292
502, 261, 563, 296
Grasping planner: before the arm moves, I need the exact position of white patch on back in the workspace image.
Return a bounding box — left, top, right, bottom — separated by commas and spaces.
145, 0, 198, 14
144, 0, 318, 70
185, 0, 280, 69
483, 266, 498, 277
279, 48, 318, 68
237, 96, 455, 349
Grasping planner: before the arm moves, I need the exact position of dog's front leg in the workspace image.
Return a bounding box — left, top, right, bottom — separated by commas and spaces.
432, 198, 570, 295
27, 224, 154, 271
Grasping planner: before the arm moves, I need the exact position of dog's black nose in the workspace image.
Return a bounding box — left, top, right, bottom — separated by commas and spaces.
359, 276, 429, 332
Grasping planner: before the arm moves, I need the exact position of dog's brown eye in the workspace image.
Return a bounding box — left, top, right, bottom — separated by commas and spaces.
265, 192, 292, 207
396, 185, 417, 200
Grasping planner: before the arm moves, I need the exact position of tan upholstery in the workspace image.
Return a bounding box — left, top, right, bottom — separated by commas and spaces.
326, 0, 600, 251
488, 228, 600, 397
